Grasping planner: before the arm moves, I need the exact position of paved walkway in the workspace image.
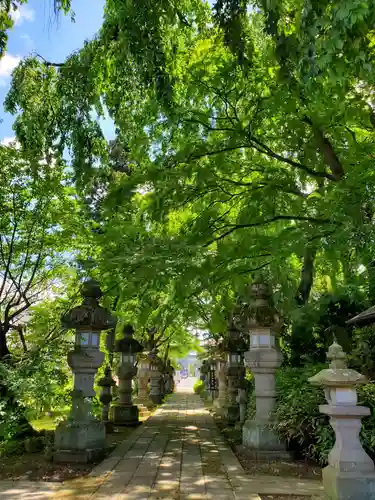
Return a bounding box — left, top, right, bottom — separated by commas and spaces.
0, 379, 323, 499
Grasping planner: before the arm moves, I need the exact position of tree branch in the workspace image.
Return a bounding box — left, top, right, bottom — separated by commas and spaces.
204, 215, 332, 246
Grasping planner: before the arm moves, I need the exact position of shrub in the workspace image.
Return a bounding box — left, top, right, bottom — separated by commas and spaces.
270, 365, 375, 465
193, 380, 204, 394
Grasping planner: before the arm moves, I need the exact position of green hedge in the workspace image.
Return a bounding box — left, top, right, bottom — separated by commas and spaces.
246, 365, 375, 465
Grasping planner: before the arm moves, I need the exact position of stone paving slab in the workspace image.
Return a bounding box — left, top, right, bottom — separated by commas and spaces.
0, 378, 324, 499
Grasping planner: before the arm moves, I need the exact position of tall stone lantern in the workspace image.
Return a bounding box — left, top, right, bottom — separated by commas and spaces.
112, 324, 143, 426
226, 322, 246, 426
98, 366, 116, 432
213, 354, 227, 416
200, 360, 210, 396
149, 348, 164, 405
240, 280, 285, 456
54, 279, 116, 463
309, 341, 375, 500
164, 359, 175, 394
136, 351, 153, 410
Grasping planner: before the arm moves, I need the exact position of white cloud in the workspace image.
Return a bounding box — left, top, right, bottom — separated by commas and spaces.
10, 5, 35, 26
1, 137, 20, 149
0, 54, 21, 86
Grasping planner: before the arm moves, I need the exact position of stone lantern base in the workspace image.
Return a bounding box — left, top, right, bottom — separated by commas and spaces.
54, 418, 106, 464
323, 467, 375, 500
112, 404, 140, 426
242, 419, 288, 459
150, 394, 163, 405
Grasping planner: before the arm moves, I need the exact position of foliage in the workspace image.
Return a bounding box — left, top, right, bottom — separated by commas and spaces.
6, 0, 375, 346
350, 326, 375, 380
193, 379, 204, 394
272, 366, 375, 464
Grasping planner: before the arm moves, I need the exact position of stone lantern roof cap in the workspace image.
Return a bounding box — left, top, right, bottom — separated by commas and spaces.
98, 366, 116, 387
61, 279, 116, 331
308, 341, 367, 387
115, 324, 143, 354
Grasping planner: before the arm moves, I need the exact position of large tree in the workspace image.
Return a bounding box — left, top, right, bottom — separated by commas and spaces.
4, 0, 375, 346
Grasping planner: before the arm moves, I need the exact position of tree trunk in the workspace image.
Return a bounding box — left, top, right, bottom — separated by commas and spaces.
0, 326, 10, 361
290, 247, 317, 366
0, 323, 36, 440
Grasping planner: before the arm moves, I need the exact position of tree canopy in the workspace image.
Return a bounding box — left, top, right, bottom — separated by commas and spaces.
3, 0, 375, 353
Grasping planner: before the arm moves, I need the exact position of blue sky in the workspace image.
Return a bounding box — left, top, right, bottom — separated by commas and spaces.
0, 0, 115, 143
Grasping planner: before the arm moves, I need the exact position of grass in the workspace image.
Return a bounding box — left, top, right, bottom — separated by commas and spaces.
30, 410, 69, 431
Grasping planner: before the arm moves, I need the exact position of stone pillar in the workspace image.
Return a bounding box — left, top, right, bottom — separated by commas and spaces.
213, 358, 228, 416
98, 366, 116, 432
241, 281, 286, 456
149, 349, 163, 405
309, 341, 375, 500
112, 325, 143, 426
54, 280, 116, 463
226, 352, 246, 426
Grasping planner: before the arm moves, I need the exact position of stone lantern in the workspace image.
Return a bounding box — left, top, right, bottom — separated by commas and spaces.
149, 348, 164, 405
136, 351, 153, 410
309, 341, 375, 500
164, 359, 175, 394
236, 378, 248, 430
200, 360, 210, 396
112, 324, 143, 426
54, 279, 116, 463
213, 354, 227, 416
98, 366, 116, 432
240, 280, 286, 455
208, 358, 217, 401
225, 318, 247, 426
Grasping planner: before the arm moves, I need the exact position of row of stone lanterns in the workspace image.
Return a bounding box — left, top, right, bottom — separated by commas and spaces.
53, 279, 174, 463
204, 280, 375, 499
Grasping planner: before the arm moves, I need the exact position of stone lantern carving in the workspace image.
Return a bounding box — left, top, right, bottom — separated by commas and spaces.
149, 348, 164, 405
98, 366, 116, 432
240, 280, 285, 455
112, 324, 143, 426
309, 341, 375, 500
54, 279, 116, 463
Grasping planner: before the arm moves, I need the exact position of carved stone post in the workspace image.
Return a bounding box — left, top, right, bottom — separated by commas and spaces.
241, 281, 286, 456
309, 341, 375, 500
54, 280, 115, 463
112, 325, 143, 426
149, 349, 164, 405
98, 366, 116, 433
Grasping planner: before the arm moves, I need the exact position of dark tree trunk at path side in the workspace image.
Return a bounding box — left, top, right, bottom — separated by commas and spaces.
290, 247, 317, 366
0, 324, 37, 440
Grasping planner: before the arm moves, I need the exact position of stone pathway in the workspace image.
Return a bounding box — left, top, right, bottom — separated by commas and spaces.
0, 379, 323, 499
